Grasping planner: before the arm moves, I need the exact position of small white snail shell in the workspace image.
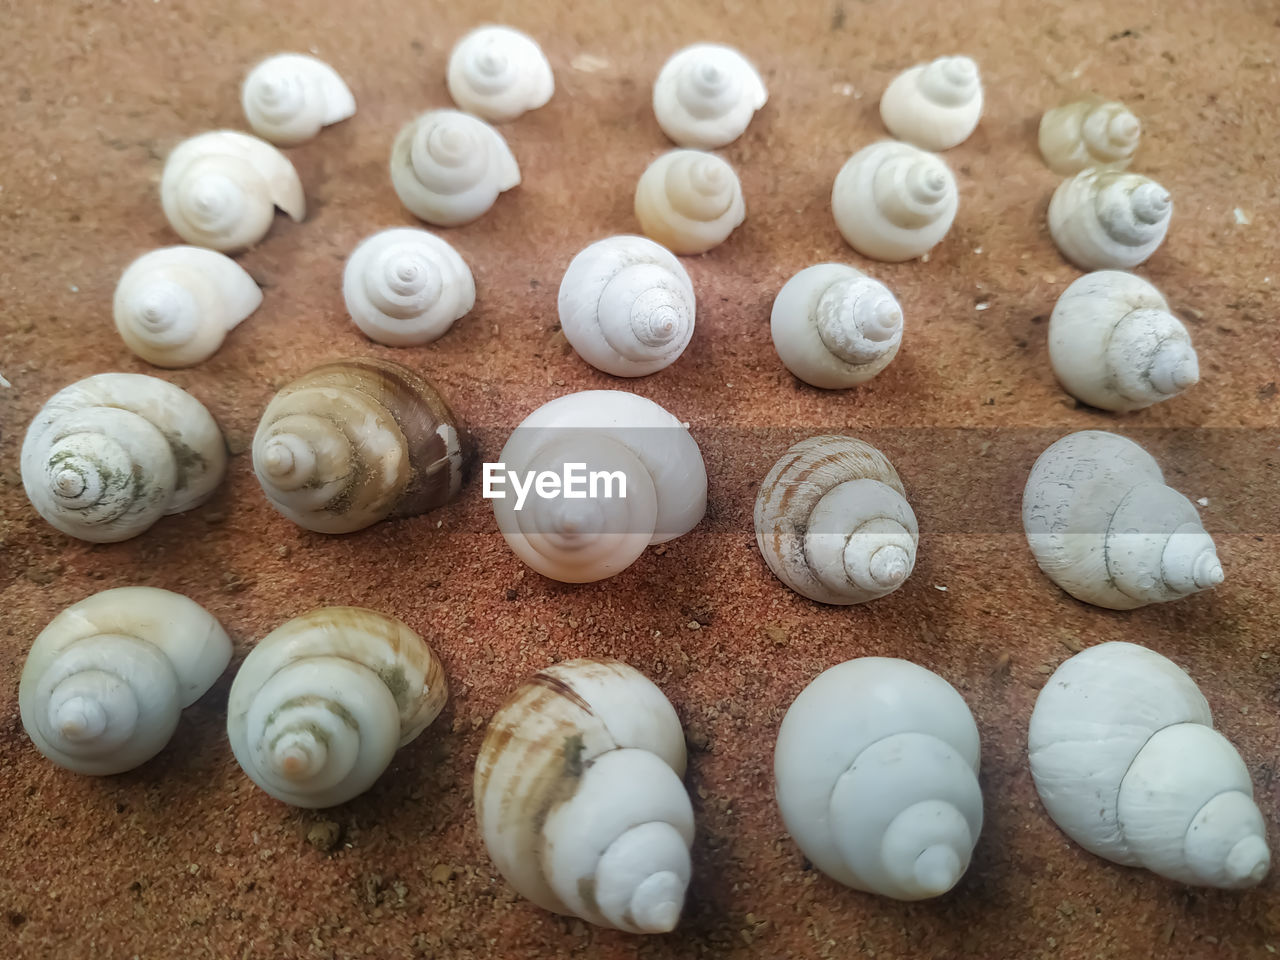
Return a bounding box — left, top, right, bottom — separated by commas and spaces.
770, 264, 903, 388
1048, 168, 1172, 270
1029, 642, 1270, 889
755, 435, 918, 605
492, 390, 707, 583
342, 228, 475, 346
634, 149, 745, 255
253, 359, 466, 534
161, 130, 305, 252
1049, 271, 1198, 411
113, 246, 262, 367
775, 658, 983, 899
1022, 430, 1224, 610
446, 26, 554, 123
879, 55, 983, 151
1039, 97, 1140, 176
241, 53, 356, 146
832, 140, 958, 262
227, 607, 447, 808
652, 43, 767, 149
475, 659, 694, 933
19, 587, 231, 776
390, 109, 520, 227
21, 373, 227, 543
558, 235, 696, 377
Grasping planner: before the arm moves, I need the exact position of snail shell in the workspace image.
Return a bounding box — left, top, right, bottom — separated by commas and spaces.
447, 26, 554, 122
160, 130, 305, 252
1039, 97, 1140, 176
227, 607, 447, 808
1048, 168, 1172, 270
634, 149, 745, 255
242, 53, 356, 146
342, 228, 475, 346
1022, 430, 1223, 610
770, 263, 903, 389
390, 109, 520, 227
21, 374, 227, 543
557, 235, 696, 377
832, 140, 958, 262
252, 358, 466, 534
113, 246, 262, 367
492, 390, 707, 583
755, 435, 918, 604
775, 658, 983, 899
19, 587, 231, 775
475, 659, 694, 933
879, 55, 983, 151
652, 43, 767, 149
1029, 642, 1270, 889
1049, 271, 1198, 411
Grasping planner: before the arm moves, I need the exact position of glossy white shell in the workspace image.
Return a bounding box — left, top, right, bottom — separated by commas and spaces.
1039, 98, 1140, 176
879, 56, 982, 151
447, 26, 554, 122
242, 53, 356, 146
1048, 168, 1171, 270
652, 43, 767, 149
634, 149, 745, 255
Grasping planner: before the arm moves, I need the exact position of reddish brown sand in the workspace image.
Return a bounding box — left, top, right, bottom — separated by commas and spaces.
2, 1, 1278, 958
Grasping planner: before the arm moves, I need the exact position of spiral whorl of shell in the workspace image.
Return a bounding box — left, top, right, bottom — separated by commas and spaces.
447, 26, 554, 122
652, 43, 767, 149
242, 53, 356, 146
879, 55, 983, 151
634, 149, 745, 255
1039, 98, 1140, 175
1048, 169, 1171, 270
390, 110, 520, 226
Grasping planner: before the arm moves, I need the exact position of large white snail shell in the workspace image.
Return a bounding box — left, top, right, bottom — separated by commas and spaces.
390, 109, 520, 227
634, 149, 745, 255
227, 607, 447, 808
342, 228, 475, 346
21, 374, 227, 543
652, 43, 767, 149
447, 26, 554, 123
558, 235, 696, 377
19, 587, 231, 775
775, 658, 983, 899
1029, 642, 1270, 889
1049, 271, 1198, 411
242, 53, 356, 146
879, 55, 983, 151
1039, 98, 1140, 176
113, 246, 262, 368
475, 659, 694, 933
770, 264, 903, 388
492, 390, 707, 583
161, 130, 305, 252
1048, 168, 1172, 270
755, 436, 918, 604
1022, 430, 1224, 610
832, 140, 958, 262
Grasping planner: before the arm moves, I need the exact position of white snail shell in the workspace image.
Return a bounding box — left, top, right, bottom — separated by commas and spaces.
19, 587, 231, 776
770, 264, 903, 388
161, 130, 305, 252
1022, 430, 1224, 610
390, 109, 520, 227
113, 246, 262, 367
755, 436, 918, 605
879, 55, 982, 151
227, 607, 447, 808
775, 658, 983, 899
634, 149, 745, 255
652, 43, 767, 149
557, 235, 696, 377
342, 228, 475, 346
832, 140, 958, 262
1049, 271, 1198, 411
21, 374, 227, 543
253, 359, 466, 534
1039, 98, 1140, 176
446, 26, 554, 123
1029, 642, 1270, 889
475, 659, 694, 933
1048, 168, 1172, 270
492, 390, 707, 583
241, 53, 356, 146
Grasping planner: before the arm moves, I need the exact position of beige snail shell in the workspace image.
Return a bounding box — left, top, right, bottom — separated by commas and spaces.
879, 55, 983, 151
652, 43, 767, 149
447, 25, 554, 122
1047, 168, 1171, 270
241, 53, 356, 146
634, 149, 745, 255
1039, 97, 1140, 176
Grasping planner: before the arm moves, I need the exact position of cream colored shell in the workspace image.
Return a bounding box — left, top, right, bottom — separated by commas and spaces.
242, 53, 356, 146
447, 26, 554, 122
634, 149, 745, 255
879, 55, 982, 151
1039, 98, 1140, 175
1048, 168, 1171, 270
652, 43, 767, 149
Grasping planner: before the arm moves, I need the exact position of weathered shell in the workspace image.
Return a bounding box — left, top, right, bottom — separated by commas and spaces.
1039, 97, 1140, 175
1048, 168, 1171, 270
390, 110, 520, 226
879, 55, 982, 151
242, 53, 356, 146
652, 43, 767, 149
447, 26, 554, 122
634, 149, 745, 255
